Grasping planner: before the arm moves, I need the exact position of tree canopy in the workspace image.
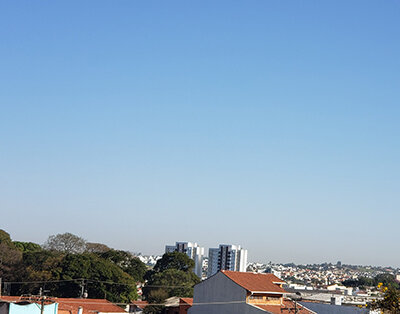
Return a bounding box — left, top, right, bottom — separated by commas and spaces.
343, 274, 399, 289
143, 252, 200, 305
43, 232, 87, 254
85, 242, 111, 253
369, 284, 400, 313
100, 249, 147, 282
0, 230, 147, 304
153, 251, 195, 273
0, 230, 22, 280
13, 241, 42, 253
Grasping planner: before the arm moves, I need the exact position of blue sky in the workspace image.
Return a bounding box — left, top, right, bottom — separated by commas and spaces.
1, 1, 399, 266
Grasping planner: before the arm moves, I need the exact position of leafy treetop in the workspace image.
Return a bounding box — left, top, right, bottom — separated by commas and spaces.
153, 252, 195, 273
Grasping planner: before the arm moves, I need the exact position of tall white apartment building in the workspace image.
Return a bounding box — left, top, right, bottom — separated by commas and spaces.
207, 244, 248, 277
165, 241, 204, 278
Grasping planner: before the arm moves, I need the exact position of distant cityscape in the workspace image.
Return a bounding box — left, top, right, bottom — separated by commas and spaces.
1, 230, 399, 313
136, 240, 400, 308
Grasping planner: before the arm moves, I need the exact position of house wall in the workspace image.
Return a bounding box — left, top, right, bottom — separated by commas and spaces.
179, 304, 191, 314
0, 303, 9, 314
247, 293, 283, 305
188, 272, 264, 314
9, 303, 58, 314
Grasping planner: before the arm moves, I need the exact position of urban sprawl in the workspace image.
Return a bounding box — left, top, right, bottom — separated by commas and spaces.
1, 233, 399, 314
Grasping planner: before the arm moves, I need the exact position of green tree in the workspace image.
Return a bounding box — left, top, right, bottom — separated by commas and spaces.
369, 285, 400, 313
153, 252, 195, 273
12, 250, 64, 295
147, 269, 199, 298
100, 249, 147, 282
374, 274, 399, 289
13, 241, 42, 253
13, 251, 138, 303
143, 252, 200, 303
343, 274, 399, 290
142, 289, 168, 314
0, 230, 23, 282
0, 230, 14, 246
54, 253, 138, 303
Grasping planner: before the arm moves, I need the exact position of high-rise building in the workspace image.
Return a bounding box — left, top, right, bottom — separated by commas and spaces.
207, 244, 248, 277
165, 241, 204, 278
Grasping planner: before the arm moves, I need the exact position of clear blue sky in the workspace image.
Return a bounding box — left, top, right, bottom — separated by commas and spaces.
1, 0, 399, 266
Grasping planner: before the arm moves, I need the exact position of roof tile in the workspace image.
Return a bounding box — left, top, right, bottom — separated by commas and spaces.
221, 271, 287, 293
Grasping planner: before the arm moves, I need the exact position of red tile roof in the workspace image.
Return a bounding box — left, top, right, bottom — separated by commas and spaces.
56, 298, 126, 314
0, 296, 56, 305
0, 297, 126, 314
0, 296, 24, 302
254, 300, 314, 313
221, 271, 287, 294
179, 298, 193, 306
132, 300, 149, 308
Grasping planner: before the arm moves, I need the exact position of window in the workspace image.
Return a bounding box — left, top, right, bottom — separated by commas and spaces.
250, 295, 263, 300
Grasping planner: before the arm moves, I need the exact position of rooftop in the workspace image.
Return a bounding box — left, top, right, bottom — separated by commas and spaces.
221, 270, 287, 294
254, 300, 315, 314
0, 297, 126, 314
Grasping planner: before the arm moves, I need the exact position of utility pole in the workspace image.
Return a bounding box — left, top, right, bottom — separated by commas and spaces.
79, 279, 85, 298
40, 296, 45, 314
39, 286, 49, 314
0, 277, 2, 298
39, 287, 44, 314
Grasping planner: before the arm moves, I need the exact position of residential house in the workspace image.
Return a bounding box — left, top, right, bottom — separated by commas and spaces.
0, 296, 126, 314
163, 297, 193, 314
189, 270, 314, 314
129, 300, 148, 313
298, 301, 370, 313
0, 296, 58, 314
55, 298, 127, 314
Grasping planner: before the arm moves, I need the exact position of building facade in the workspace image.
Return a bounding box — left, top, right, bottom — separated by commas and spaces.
188, 270, 314, 314
207, 244, 248, 277
165, 242, 204, 278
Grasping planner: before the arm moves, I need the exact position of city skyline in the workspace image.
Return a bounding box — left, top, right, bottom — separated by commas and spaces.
1, 0, 400, 267
2, 229, 399, 269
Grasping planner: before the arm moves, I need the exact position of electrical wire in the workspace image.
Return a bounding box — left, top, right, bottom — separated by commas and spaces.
0, 297, 311, 309
0, 297, 249, 306
3, 279, 82, 284
3, 278, 195, 288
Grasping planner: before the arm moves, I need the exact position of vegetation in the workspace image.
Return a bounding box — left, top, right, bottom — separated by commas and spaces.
142, 252, 200, 313
43, 232, 87, 254
0, 230, 146, 303
369, 283, 400, 313
343, 273, 399, 289
13, 241, 42, 253
99, 249, 147, 282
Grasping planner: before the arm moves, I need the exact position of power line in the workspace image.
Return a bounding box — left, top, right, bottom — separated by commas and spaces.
0, 297, 312, 309
3, 278, 196, 289
3, 279, 82, 284
0, 297, 248, 307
